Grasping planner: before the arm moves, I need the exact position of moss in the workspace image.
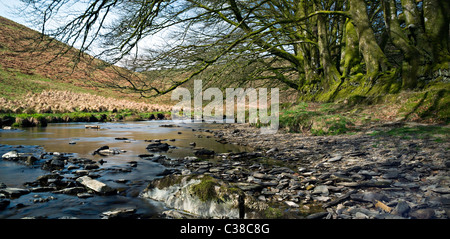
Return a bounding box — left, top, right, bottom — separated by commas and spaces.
152, 175, 185, 190
190, 175, 219, 202
263, 207, 284, 219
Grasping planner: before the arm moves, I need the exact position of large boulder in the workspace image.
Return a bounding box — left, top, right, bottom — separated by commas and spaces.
141, 175, 267, 219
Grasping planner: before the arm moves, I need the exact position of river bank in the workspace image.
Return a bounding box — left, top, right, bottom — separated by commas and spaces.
1, 120, 449, 219
207, 122, 449, 219
142, 121, 449, 219
0, 121, 248, 219
0, 111, 171, 128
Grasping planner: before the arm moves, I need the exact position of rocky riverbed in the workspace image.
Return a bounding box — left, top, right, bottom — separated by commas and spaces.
0, 143, 167, 219
1, 121, 449, 219
210, 123, 450, 219
142, 122, 449, 219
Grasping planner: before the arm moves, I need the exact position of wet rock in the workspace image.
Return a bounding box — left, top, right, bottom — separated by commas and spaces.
142, 175, 264, 219
84, 163, 100, 170
138, 154, 154, 158
92, 146, 109, 155
76, 176, 115, 194
97, 148, 123, 156
53, 187, 86, 195
30, 186, 57, 192
2, 151, 19, 159
159, 124, 178, 128
74, 170, 90, 176
146, 142, 170, 152
161, 210, 199, 219
0, 187, 30, 198
67, 165, 80, 170
0, 199, 10, 210
25, 156, 38, 165
77, 193, 94, 198
102, 208, 139, 219
194, 149, 215, 157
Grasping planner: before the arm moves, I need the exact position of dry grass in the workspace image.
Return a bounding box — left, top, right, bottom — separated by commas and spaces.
0, 90, 172, 114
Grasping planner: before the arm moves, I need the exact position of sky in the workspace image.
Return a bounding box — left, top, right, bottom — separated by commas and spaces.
0, 0, 32, 28
0, 0, 173, 66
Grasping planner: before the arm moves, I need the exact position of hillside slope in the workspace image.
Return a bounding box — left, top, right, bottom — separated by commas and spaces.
0, 16, 170, 113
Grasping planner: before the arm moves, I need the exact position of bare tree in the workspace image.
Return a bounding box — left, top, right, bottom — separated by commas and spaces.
19, 0, 449, 99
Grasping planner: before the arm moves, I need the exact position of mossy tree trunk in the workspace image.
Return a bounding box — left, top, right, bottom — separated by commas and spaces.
317, 11, 341, 90
423, 0, 450, 63
340, 19, 361, 78
295, 0, 320, 93
382, 0, 420, 89
349, 0, 390, 82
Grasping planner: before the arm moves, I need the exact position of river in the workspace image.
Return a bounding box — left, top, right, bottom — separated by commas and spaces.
0, 120, 248, 219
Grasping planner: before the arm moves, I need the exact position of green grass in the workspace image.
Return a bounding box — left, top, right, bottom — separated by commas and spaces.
370, 125, 450, 142
279, 102, 354, 135
0, 110, 171, 127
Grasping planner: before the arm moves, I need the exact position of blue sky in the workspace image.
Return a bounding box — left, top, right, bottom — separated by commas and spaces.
0, 0, 35, 29
0, 0, 181, 64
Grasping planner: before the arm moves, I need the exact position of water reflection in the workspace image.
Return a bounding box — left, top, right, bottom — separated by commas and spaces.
0, 120, 248, 218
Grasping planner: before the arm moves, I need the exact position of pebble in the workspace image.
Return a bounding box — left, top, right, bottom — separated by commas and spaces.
285, 201, 299, 208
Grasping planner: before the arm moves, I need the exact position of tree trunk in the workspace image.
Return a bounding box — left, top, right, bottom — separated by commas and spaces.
296, 0, 320, 87
383, 0, 420, 89
349, 0, 389, 80
423, 0, 450, 62
317, 13, 341, 89
341, 19, 361, 78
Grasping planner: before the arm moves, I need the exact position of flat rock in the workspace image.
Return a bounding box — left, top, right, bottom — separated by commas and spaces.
328, 155, 343, 162
431, 187, 450, 194
102, 208, 138, 219
76, 176, 115, 194
194, 149, 215, 156
54, 187, 86, 195
2, 151, 18, 159
77, 193, 94, 198
312, 185, 329, 195
233, 182, 263, 191
0, 188, 30, 198
285, 201, 299, 208
146, 142, 170, 152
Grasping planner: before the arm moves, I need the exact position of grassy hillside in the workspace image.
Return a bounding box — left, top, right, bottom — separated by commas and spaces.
0, 16, 171, 111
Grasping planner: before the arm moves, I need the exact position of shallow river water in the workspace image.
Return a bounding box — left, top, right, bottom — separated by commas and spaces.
0, 120, 247, 219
